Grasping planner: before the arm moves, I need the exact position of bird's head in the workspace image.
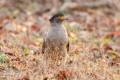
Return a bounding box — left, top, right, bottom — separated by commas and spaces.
49, 13, 65, 24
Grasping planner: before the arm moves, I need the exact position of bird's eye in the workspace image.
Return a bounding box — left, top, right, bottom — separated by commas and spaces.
58, 16, 64, 20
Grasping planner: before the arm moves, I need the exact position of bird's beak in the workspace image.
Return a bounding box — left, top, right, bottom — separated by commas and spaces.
64, 16, 73, 22
59, 16, 73, 22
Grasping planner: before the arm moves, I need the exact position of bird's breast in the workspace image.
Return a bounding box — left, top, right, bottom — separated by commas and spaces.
46, 26, 68, 47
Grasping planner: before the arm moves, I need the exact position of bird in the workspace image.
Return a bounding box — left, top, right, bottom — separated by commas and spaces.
42, 13, 69, 68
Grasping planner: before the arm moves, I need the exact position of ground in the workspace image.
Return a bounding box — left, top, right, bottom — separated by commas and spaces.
0, 0, 120, 80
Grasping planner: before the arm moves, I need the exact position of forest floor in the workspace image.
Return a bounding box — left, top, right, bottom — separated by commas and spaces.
0, 0, 120, 80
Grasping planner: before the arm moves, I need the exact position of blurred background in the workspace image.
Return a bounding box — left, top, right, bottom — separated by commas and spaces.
0, 0, 120, 80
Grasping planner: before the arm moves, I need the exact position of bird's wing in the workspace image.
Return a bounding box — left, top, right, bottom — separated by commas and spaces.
42, 39, 46, 54
67, 41, 69, 52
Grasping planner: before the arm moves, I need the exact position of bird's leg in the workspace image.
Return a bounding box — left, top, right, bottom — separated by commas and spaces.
42, 40, 46, 54
67, 41, 69, 52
